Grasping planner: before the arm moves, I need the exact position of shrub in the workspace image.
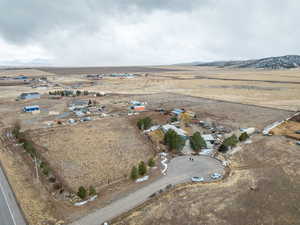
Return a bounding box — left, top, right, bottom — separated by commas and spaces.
190, 132, 206, 151
170, 116, 178, 122
12, 121, 21, 138
40, 161, 46, 169
53, 183, 62, 190
137, 117, 152, 130
49, 177, 56, 183
239, 132, 249, 142
148, 158, 155, 167
130, 166, 139, 180
42, 167, 50, 176
89, 186, 96, 196
218, 144, 228, 153
164, 129, 185, 152
77, 186, 87, 199
138, 161, 147, 176
23, 140, 37, 158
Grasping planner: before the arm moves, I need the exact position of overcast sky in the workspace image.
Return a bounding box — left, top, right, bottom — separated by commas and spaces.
0, 0, 299, 66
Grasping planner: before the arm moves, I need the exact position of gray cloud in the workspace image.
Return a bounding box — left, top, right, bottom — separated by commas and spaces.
0, 0, 299, 66
0, 0, 210, 43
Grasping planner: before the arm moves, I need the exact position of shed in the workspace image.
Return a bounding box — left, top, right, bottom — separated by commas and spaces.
20, 92, 40, 100
171, 108, 184, 116
239, 127, 256, 135
202, 134, 215, 146
23, 105, 40, 112
132, 105, 145, 111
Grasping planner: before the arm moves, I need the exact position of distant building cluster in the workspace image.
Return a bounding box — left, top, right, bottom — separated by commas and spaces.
19, 92, 40, 100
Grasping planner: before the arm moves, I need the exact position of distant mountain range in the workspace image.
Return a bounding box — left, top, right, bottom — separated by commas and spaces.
195, 55, 300, 69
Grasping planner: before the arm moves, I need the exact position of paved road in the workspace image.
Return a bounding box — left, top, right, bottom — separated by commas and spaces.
71, 156, 224, 225
0, 165, 27, 225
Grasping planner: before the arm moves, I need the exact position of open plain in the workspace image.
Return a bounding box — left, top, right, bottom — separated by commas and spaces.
0, 65, 299, 225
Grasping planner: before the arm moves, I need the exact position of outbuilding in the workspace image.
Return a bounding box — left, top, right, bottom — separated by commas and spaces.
20, 92, 40, 100
23, 105, 40, 112
171, 108, 184, 116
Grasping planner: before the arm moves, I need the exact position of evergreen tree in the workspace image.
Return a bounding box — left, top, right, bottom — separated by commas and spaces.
164, 129, 185, 152
77, 186, 87, 199
130, 166, 139, 180
190, 132, 207, 151
138, 161, 147, 176
148, 158, 155, 167
239, 132, 249, 142
137, 117, 152, 130
89, 186, 96, 196
223, 134, 238, 148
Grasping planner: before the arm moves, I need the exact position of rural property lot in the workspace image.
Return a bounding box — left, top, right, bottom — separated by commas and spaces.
112, 136, 300, 225
29, 117, 155, 192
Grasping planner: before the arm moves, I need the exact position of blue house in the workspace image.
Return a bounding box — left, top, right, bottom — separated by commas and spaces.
20, 92, 40, 100
23, 105, 40, 112
171, 108, 184, 116
15, 75, 28, 80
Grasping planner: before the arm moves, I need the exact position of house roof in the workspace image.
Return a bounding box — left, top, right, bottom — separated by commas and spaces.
162, 124, 187, 137
24, 105, 40, 110
171, 108, 184, 115
202, 134, 215, 141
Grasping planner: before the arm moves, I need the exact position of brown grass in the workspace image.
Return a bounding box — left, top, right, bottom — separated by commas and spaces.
271, 120, 300, 140
29, 117, 155, 192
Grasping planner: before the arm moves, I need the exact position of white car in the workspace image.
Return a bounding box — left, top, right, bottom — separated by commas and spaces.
210, 173, 222, 179
191, 176, 204, 182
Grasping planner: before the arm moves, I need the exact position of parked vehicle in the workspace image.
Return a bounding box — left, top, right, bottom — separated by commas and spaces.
210, 173, 222, 179
191, 176, 204, 182
80, 117, 92, 122
296, 141, 300, 146
295, 130, 300, 134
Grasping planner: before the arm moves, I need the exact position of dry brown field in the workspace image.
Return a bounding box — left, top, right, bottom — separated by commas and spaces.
38, 66, 181, 75
1, 66, 300, 111
29, 117, 155, 192
271, 121, 300, 140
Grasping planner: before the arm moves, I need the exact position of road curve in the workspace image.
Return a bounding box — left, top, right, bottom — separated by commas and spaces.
70, 156, 224, 225
0, 164, 27, 225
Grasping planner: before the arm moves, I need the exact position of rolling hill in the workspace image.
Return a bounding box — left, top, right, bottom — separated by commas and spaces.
197, 55, 300, 69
